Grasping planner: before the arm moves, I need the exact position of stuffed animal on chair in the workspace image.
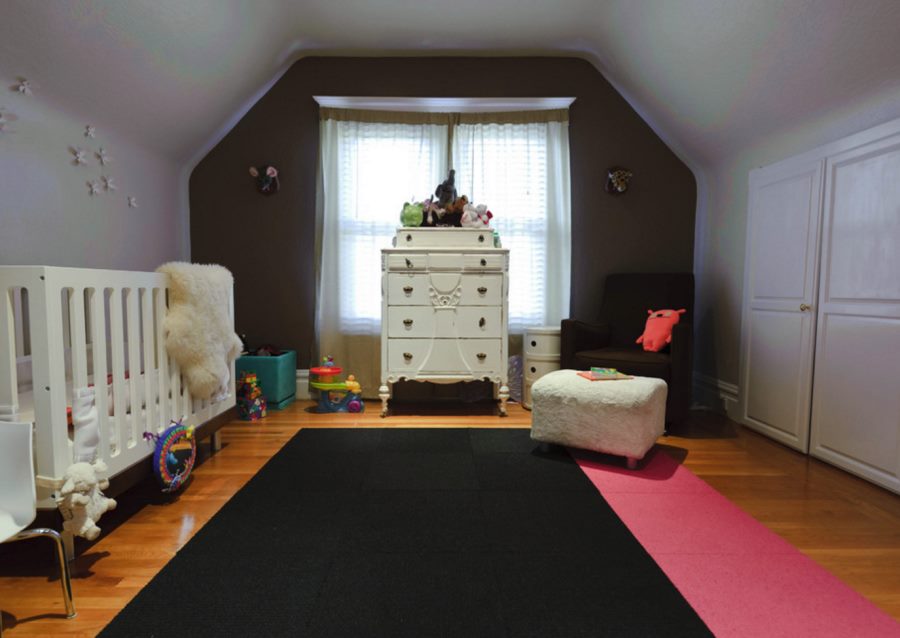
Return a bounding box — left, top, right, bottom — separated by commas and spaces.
636, 308, 686, 352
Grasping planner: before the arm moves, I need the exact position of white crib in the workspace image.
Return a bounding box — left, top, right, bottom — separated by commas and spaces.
0, 266, 236, 510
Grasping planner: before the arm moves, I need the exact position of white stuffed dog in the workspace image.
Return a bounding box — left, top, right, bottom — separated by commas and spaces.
57, 461, 117, 541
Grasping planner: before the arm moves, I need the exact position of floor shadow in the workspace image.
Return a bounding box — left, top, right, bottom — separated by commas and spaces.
668, 408, 741, 440
385, 400, 502, 417
0, 609, 75, 630
571, 445, 686, 481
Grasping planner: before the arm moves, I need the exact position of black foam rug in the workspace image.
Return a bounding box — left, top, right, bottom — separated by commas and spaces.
100, 428, 711, 637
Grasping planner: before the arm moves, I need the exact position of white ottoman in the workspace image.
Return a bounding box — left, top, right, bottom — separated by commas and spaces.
530, 369, 667, 468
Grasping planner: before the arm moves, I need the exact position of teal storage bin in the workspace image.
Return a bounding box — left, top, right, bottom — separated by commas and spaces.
235, 350, 296, 410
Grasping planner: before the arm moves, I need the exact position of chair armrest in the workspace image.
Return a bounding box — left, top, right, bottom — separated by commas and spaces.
560, 319, 611, 369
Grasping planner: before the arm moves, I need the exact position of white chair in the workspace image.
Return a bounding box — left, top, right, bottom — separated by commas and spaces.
0, 422, 76, 634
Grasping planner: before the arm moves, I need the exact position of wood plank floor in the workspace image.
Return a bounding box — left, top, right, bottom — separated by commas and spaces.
1, 401, 899, 636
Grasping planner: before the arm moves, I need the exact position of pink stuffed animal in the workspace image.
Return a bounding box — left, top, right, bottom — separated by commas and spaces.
636, 308, 686, 352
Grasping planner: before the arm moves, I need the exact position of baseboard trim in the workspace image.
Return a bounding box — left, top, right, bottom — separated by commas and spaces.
693, 373, 739, 412
296, 369, 311, 400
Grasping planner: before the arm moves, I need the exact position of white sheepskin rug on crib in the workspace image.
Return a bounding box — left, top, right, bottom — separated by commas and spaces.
156, 262, 243, 400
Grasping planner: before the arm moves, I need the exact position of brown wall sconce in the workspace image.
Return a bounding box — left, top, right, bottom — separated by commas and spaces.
249, 165, 280, 195
605, 167, 632, 195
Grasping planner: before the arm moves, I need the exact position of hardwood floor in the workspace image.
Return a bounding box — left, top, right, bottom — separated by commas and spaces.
1, 401, 899, 636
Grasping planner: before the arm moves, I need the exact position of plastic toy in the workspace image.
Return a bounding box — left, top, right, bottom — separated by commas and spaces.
636, 308, 686, 352
142, 419, 197, 493
236, 371, 268, 420
309, 356, 365, 413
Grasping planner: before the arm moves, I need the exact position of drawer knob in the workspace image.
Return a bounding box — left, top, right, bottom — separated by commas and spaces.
406, 234, 412, 242
478, 234, 485, 243
403, 352, 413, 361
531, 340, 537, 347
477, 286, 488, 295
403, 318, 413, 327
530, 366, 537, 374
405, 258, 413, 269
480, 258, 487, 267
478, 317, 486, 328
477, 352, 487, 361
403, 285, 414, 295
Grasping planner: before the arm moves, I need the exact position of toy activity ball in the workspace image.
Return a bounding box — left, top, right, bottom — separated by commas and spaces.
143, 419, 197, 493
310, 357, 365, 413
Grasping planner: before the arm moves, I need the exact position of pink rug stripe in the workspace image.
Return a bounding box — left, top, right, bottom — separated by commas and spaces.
573, 448, 900, 638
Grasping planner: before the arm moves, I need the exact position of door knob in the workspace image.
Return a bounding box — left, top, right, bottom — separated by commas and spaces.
800, 303, 811, 311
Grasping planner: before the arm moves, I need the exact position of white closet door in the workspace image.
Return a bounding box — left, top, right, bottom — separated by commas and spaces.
810, 132, 900, 493
739, 159, 823, 452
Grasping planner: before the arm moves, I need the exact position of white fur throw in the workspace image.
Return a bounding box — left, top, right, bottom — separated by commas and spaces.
156, 262, 242, 400
530, 369, 667, 461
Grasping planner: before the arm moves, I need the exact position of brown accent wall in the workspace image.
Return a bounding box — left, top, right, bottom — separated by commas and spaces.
189, 57, 696, 367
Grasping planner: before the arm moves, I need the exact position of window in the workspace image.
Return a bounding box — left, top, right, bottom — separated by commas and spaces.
318, 108, 570, 337
321, 119, 448, 333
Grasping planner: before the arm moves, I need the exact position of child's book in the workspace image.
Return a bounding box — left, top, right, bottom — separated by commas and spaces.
577, 369, 633, 381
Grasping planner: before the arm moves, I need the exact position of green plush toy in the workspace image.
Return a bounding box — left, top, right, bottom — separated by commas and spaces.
400, 201, 424, 227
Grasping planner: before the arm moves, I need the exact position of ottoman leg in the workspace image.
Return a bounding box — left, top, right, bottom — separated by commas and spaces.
626, 457, 638, 470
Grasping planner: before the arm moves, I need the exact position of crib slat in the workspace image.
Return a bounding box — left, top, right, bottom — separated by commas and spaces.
155, 288, 169, 430
28, 269, 72, 483
170, 357, 182, 425
0, 287, 19, 417
68, 288, 88, 391
108, 289, 127, 456
125, 288, 142, 448
89, 288, 110, 463
141, 288, 158, 435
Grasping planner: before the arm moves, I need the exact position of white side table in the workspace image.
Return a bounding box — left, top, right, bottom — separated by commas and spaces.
523, 325, 561, 410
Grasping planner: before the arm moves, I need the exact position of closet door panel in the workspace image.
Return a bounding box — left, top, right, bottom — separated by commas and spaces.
811, 132, 900, 493
739, 160, 823, 452
812, 314, 900, 477
745, 310, 808, 436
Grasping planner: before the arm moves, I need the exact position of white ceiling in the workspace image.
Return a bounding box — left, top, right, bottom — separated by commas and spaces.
3, 0, 900, 168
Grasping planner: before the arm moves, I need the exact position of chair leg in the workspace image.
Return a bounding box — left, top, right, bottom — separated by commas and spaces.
11, 529, 77, 619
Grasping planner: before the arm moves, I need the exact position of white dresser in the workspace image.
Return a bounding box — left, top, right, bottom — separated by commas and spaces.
380, 227, 510, 416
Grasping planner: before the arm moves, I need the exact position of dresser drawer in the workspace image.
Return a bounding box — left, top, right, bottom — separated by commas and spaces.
458, 339, 503, 374
455, 307, 502, 338
386, 254, 427, 272
387, 339, 502, 375
387, 306, 440, 338
387, 274, 431, 305
387, 306, 502, 338
463, 254, 505, 271
387, 273, 503, 307
396, 228, 493, 248
459, 274, 502, 306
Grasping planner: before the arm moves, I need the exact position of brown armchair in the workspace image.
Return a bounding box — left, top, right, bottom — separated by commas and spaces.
561, 273, 694, 425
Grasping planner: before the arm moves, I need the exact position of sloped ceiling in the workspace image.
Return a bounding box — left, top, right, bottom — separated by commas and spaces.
3, 0, 900, 168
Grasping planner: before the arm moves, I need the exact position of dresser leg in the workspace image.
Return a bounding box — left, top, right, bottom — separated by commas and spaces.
379, 384, 390, 417
498, 384, 509, 416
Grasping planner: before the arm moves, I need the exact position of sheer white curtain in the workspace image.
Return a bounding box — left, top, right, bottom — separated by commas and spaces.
452, 119, 571, 331
317, 117, 448, 395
